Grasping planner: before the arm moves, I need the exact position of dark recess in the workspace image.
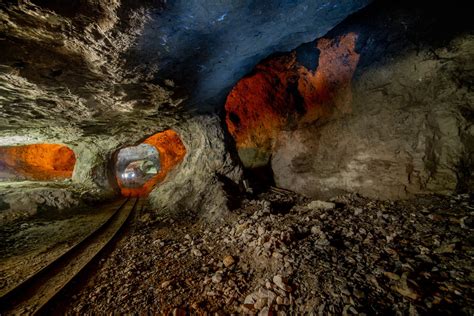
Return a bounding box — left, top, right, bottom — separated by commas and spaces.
295, 42, 320, 71
243, 164, 275, 194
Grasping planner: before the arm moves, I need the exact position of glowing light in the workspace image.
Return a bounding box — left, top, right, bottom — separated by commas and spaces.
0, 143, 76, 181
117, 130, 186, 197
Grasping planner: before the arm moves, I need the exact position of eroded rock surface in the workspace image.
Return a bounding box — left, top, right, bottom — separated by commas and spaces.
272, 2, 473, 199
148, 116, 242, 220
0, 0, 371, 209
224, 1, 473, 199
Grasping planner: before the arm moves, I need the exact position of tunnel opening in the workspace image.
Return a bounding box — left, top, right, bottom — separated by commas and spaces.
115, 130, 186, 197
115, 144, 161, 189
225, 33, 360, 190
0, 144, 76, 182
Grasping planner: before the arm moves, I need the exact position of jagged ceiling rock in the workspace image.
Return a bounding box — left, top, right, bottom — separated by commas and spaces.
0, 0, 371, 135
128, 0, 372, 110
0, 0, 175, 134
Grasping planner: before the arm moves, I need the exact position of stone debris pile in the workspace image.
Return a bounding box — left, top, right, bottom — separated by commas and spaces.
65, 190, 473, 315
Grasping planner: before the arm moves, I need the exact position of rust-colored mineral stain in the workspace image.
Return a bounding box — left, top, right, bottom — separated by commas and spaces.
119, 130, 186, 197
298, 32, 360, 123
225, 55, 296, 153
0, 144, 76, 180
225, 32, 360, 166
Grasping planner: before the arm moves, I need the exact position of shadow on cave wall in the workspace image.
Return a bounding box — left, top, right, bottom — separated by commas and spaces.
330, 0, 474, 70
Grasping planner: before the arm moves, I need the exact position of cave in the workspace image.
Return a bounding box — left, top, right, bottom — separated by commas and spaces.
115, 130, 186, 196
0, 143, 76, 181
0, 0, 472, 314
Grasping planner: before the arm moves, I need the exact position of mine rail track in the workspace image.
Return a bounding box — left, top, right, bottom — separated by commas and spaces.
0, 196, 140, 315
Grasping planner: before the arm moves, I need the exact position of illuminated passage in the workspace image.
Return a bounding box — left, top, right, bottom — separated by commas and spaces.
116, 130, 186, 196
0, 144, 76, 181
225, 33, 360, 168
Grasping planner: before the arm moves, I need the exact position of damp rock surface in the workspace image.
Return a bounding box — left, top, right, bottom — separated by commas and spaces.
58, 190, 473, 315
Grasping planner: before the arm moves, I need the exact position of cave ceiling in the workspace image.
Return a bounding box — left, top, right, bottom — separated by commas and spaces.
0, 0, 371, 138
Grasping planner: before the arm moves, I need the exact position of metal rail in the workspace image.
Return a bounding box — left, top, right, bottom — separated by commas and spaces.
0, 196, 139, 315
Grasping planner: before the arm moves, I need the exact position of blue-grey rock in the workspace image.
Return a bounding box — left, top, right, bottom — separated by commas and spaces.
128, 0, 371, 110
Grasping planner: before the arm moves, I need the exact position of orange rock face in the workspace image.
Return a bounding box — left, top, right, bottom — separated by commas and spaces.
0, 144, 76, 180
118, 130, 186, 196
225, 55, 296, 161
225, 32, 360, 167
298, 33, 360, 123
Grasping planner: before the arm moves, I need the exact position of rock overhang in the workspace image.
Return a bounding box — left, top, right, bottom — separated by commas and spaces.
128, 0, 373, 111
0, 0, 373, 135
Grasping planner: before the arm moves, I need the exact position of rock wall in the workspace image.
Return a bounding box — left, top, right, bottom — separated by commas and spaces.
274, 41, 473, 198
225, 0, 473, 200
0, 186, 81, 223
272, 2, 473, 199
225, 33, 360, 168
148, 115, 242, 220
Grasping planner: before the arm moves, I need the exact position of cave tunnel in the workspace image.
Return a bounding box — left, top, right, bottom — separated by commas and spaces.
225, 32, 360, 191
0, 144, 76, 182
0, 0, 473, 314
115, 130, 186, 197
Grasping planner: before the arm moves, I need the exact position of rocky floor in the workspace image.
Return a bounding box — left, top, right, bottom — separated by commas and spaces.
61, 190, 473, 315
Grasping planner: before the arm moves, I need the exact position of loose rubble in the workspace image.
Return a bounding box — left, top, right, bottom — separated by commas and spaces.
60, 190, 473, 315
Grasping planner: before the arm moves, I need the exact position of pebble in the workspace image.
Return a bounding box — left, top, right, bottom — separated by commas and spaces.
255, 298, 267, 309
273, 275, 291, 292
307, 200, 336, 210
223, 255, 235, 267
191, 248, 203, 257
212, 271, 223, 283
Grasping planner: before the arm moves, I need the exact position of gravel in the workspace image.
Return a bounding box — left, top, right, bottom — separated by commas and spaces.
59, 190, 473, 315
